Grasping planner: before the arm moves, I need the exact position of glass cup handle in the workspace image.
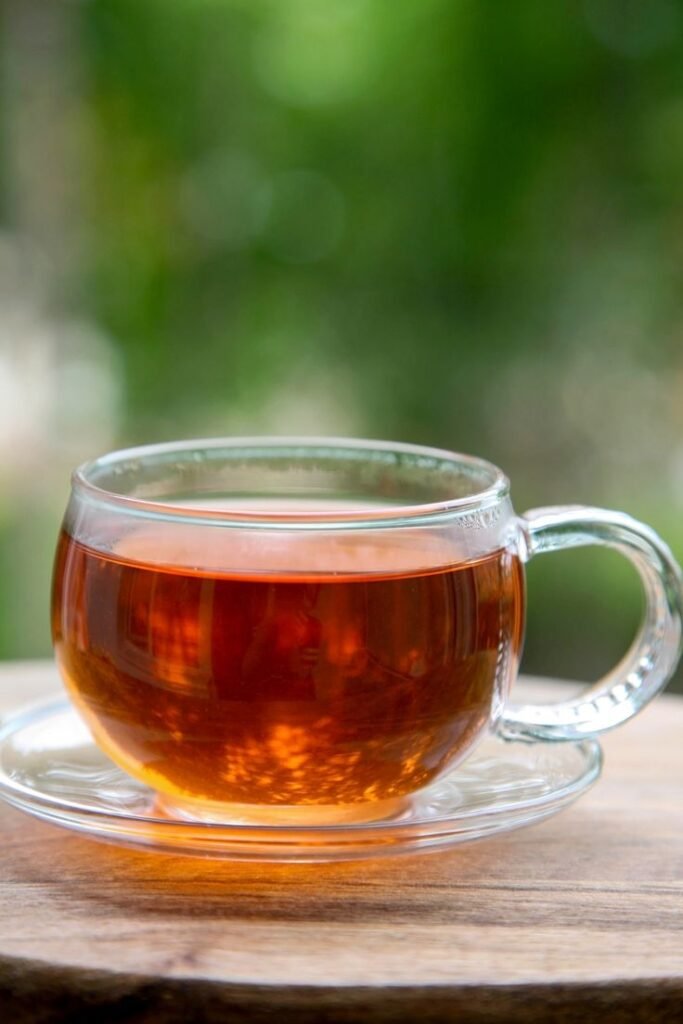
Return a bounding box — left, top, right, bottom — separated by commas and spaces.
498, 506, 683, 742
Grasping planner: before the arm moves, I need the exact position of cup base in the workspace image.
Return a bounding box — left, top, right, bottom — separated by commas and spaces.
156, 792, 413, 827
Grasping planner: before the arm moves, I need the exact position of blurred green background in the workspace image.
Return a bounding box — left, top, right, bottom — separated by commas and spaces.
1, 0, 682, 691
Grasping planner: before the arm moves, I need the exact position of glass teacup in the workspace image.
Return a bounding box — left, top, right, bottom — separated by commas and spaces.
51, 437, 682, 824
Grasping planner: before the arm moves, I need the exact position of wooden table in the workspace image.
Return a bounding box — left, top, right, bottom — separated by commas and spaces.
0, 661, 681, 1023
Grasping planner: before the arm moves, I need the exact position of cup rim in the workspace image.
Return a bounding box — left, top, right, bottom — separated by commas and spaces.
72, 436, 510, 527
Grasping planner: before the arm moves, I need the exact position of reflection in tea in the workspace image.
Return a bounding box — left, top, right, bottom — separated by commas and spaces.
52, 526, 524, 807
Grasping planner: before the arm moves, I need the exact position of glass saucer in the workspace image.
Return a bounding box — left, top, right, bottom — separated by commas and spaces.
0, 698, 601, 862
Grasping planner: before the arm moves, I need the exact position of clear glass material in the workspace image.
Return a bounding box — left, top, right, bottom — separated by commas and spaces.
501, 507, 683, 740
48, 437, 682, 831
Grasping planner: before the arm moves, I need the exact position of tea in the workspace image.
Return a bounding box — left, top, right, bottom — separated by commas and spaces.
52, 521, 524, 808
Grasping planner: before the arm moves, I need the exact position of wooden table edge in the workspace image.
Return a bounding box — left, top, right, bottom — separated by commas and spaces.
2, 953, 682, 1024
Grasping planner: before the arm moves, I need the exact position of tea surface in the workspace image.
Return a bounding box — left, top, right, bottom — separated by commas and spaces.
52, 523, 524, 806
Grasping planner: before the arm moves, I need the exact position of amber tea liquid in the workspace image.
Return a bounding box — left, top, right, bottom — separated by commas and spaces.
52, 519, 524, 809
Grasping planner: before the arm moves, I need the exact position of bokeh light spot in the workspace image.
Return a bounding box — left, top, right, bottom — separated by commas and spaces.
253, 0, 374, 107
262, 170, 345, 265
178, 150, 271, 253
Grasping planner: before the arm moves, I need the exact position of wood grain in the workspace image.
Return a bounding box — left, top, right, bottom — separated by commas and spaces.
0, 661, 682, 1022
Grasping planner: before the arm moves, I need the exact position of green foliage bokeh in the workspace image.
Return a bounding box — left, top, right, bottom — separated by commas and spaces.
1, 0, 682, 689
